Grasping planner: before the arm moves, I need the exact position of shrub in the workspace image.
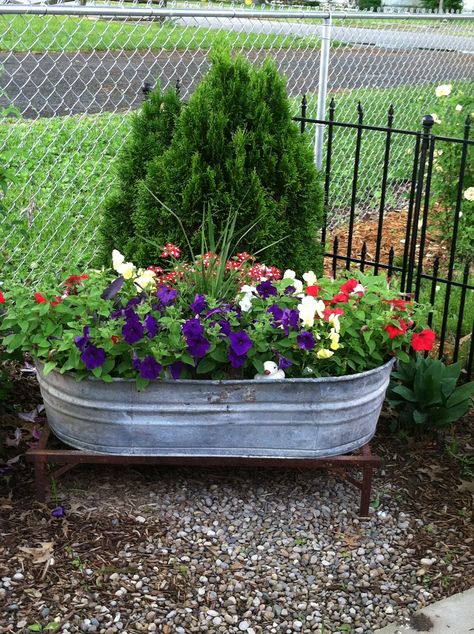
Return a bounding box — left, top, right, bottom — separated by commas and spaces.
387, 355, 474, 432
429, 84, 473, 260
422, 0, 463, 12
101, 49, 324, 274
99, 83, 182, 262
358, 0, 381, 10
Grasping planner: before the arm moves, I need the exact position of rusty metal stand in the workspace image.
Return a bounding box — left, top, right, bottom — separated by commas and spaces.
26, 424, 381, 517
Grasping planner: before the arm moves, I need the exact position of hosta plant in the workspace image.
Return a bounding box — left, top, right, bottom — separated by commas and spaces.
0, 251, 435, 390
387, 355, 474, 431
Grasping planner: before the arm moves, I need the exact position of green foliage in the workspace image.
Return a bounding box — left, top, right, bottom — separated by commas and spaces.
429, 85, 474, 260
101, 49, 324, 274
99, 84, 182, 263
357, 0, 381, 10
421, 0, 463, 12
387, 355, 474, 432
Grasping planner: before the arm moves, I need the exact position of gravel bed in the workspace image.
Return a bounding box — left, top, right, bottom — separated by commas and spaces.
1, 466, 452, 634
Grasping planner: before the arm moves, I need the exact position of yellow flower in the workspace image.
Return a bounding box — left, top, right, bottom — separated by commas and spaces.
134, 269, 156, 291
430, 113, 442, 124
112, 249, 136, 279
317, 348, 334, 359
435, 84, 452, 98
297, 296, 325, 327
464, 187, 474, 202
329, 329, 340, 351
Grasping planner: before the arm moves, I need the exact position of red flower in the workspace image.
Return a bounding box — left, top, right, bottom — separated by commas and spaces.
236, 252, 254, 263
306, 285, 319, 297
383, 298, 412, 311
322, 307, 344, 321
331, 292, 349, 304
34, 292, 47, 304
411, 329, 435, 352
0, 291, 4, 304
340, 278, 358, 295
385, 319, 408, 339
64, 274, 88, 287
161, 243, 181, 258
50, 296, 62, 307
111, 335, 121, 344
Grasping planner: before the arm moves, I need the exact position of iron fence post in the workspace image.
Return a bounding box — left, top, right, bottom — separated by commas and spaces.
405, 114, 434, 294
314, 14, 332, 170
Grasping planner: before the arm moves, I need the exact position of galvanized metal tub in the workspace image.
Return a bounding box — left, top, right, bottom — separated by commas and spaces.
35, 359, 394, 458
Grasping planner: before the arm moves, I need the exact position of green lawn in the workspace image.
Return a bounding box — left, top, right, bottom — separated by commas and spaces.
0, 14, 324, 53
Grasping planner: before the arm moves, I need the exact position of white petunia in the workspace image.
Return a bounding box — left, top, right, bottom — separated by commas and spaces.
239, 294, 253, 313
302, 270, 317, 287
435, 84, 452, 98
283, 269, 296, 281
464, 187, 474, 202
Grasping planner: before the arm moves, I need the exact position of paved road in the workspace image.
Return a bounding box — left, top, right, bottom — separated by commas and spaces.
177, 17, 474, 53
1, 45, 473, 118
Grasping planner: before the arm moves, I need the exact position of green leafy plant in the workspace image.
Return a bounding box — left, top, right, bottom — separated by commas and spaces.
421, 0, 462, 12
100, 48, 324, 274
387, 355, 474, 431
429, 83, 474, 260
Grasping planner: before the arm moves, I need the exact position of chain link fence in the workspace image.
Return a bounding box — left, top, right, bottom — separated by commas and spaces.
0, 2, 473, 278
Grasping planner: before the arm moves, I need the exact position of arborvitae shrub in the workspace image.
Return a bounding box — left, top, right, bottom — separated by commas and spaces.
101, 50, 324, 273
99, 84, 182, 262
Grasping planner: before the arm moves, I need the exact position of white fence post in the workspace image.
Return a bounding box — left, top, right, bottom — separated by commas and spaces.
314, 14, 332, 170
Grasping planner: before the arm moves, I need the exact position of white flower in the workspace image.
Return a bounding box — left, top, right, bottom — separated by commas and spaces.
112, 249, 136, 279
455, 104, 463, 112
283, 269, 296, 280
302, 270, 317, 287
239, 294, 253, 313
435, 84, 452, 98
464, 187, 474, 202
433, 149, 443, 158
292, 279, 304, 296
353, 283, 365, 295
431, 113, 442, 124
297, 296, 325, 327
459, 212, 463, 218
328, 313, 341, 333
240, 284, 256, 294
317, 348, 334, 359
112, 249, 125, 270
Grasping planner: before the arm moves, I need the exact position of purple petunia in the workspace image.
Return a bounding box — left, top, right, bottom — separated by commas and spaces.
80, 344, 106, 370
282, 309, 300, 336
284, 285, 296, 295
139, 356, 162, 380
229, 331, 253, 356
190, 294, 207, 314
256, 280, 277, 299
228, 349, 247, 369
278, 356, 293, 370
51, 505, 66, 518
144, 313, 159, 339
182, 319, 204, 338
74, 326, 90, 352
297, 331, 316, 350
218, 320, 232, 336
156, 285, 178, 307
267, 304, 283, 325
122, 318, 145, 345
186, 335, 211, 359
168, 360, 185, 380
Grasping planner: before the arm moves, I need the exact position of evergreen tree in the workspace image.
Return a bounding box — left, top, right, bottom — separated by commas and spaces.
99, 83, 182, 262
101, 50, 324, 273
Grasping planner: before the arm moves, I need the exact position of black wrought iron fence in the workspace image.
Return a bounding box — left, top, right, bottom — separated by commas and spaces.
293, 101, 474, 378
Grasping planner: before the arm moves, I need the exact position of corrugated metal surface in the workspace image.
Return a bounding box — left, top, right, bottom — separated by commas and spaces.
36, 359, 394, 457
